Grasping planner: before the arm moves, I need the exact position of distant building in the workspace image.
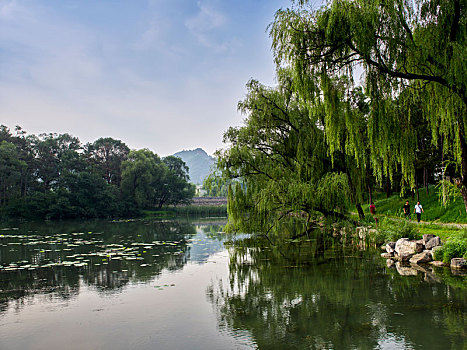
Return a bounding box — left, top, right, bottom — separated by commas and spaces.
196, 185, 207, 197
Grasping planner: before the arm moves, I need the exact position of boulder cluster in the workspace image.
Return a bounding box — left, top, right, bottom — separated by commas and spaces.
381, 234, 467, 270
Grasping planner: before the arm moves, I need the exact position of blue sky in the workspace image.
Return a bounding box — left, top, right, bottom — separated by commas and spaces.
0, 0, 310, 156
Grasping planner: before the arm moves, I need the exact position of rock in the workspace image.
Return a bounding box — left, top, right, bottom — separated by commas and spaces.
451, 258, 467, 269
423, 234, 436, 245
395, 238, 420, 261
410, 264, 430, 274
380, 245, 386, 250
411, 265, 442, 283
397, 252, 414, 262
424, 249, 433, 259
451, 269, 467, 276
425, 236, 442, 250
395, 238, 409, 254
430, 260, 445, 267
356, 226, 368, 239
385, 242, 396, 254
341, 227, 349, 237
414, 240, 424, 253
381, 252, 393, 259
395, 262, 418, 276
386, 259, 395, 268
409, 251, 432, 264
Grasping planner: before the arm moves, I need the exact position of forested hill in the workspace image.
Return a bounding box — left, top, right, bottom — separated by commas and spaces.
173, 148, 215, 185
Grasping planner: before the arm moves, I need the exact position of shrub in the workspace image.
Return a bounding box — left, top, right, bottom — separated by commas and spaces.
376, 218, 421, 242
372, 229, 387, 245
433, 246, 444, 261
441, 238, 467, 264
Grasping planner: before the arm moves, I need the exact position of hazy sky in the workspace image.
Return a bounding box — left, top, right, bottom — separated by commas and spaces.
0, 0, 313, 156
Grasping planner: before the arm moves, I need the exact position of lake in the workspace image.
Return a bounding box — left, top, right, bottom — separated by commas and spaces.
0, 219, 465, 349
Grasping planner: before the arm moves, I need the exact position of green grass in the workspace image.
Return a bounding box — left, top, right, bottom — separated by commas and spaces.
365, 186, 467, 223
415, 223, 467, 241
357, 187, 467, 261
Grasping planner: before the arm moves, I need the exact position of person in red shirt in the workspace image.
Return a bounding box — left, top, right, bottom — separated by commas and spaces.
370, 202, 376, 214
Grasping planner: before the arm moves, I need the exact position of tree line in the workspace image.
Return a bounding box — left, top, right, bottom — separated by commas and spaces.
216, 0, 466, 233
0, 125, 195, 219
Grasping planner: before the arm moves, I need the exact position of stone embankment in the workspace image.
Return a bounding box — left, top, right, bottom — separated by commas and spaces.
191, 197, 227, 206
380, 234, 467, 271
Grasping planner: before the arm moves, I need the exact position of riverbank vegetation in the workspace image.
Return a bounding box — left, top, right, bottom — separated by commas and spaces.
373, 218, 467, 260
0, 126, 195, 219
143, 205, 227, 219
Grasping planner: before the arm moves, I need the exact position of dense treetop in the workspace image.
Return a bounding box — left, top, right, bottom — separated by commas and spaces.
0, 125, 195, 219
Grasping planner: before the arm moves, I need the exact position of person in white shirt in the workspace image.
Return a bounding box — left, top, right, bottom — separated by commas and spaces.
414, 201, 424, 223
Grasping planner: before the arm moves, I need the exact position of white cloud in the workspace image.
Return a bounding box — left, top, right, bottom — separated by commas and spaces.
185, 2, 225, 33
137, 20, 161, 49
185, 2, 235, 53
0, 0, 19, 19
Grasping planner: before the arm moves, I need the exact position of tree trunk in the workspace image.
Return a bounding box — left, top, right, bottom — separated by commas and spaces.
356, 203, 365, 219
344, 171, 364, 219
386, 177, 391, 198
368, 184, 372, 204
424, 166, 428, 195
414, 172, 420, 202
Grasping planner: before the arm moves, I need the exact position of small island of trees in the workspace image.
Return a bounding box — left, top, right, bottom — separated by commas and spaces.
0, 126, 195, 219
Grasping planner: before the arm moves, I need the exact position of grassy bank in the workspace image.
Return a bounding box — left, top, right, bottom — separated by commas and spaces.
355, 187, 467, 262
365, 186, 467, 223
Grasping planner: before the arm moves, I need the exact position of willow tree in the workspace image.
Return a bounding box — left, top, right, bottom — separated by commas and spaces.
217, 69, 374, 234
270, 0, 467, 210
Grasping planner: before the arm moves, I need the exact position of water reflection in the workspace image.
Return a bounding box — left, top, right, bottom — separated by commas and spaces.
0, 219, 226, 309
208, 235, 467, 350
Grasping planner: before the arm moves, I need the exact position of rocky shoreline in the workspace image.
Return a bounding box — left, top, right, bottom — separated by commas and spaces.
380, 233, 467, 273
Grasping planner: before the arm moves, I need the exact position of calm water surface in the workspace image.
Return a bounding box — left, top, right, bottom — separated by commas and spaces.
0, 219, 465, 349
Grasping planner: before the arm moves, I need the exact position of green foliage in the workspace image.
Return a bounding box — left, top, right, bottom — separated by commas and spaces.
430, 230, 467, 262
85, 137, 129, 186
376, 218, 421, 243
203, 171, 231, 197
270, 0, 467, 209
220, 0, 467, 237
436, 179, 462, 207
0, 141, 27, 205
433, 246, 444, 262
0, 125, 195, 219
143, 205, 227, 218
161, 156, 195, 206
441, 236, 467, 264
121, 149, 165, 208
219, 70, 367, 235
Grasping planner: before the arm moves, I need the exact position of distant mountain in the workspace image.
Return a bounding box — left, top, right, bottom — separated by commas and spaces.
173, 148, 215, 185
